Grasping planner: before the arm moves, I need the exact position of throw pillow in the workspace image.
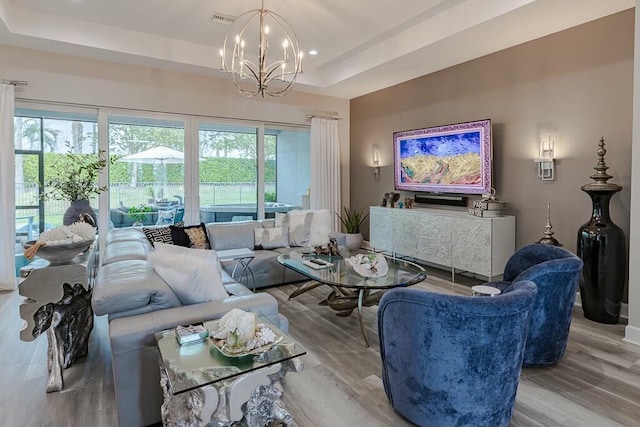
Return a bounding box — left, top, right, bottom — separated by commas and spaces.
156, 208, 177, 225
284, 210, 313, 247
170, 222, 211, 249
142, 225, 173, 246
254, 227, 289, 250
274, 213, 290, 244
309, 209, 333, 246
154, 241, 223, 281
149, 250, 228, 304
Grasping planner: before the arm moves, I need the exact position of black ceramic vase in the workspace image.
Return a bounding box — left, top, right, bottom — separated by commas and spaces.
63, 200, 96, 226
576, 137, 626, 324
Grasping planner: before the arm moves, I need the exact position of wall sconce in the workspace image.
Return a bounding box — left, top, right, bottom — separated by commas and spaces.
372, 149, 380, 180
533, 135, 555, 180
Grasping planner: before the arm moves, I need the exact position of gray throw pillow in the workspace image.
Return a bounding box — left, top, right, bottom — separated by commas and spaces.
281, 211, 313, 247
149, 245, 228, 304
254, 227, 289, 249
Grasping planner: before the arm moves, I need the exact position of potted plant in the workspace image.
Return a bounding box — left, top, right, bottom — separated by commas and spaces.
127, 205, 153, 226
41, 143, 117, 225
336, 206, 369, 249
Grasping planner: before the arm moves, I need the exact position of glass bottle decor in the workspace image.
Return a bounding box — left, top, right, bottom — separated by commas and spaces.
576, 137, 626, 324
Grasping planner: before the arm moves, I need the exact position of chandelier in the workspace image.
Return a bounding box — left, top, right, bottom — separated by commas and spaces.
219, 0, 303, 98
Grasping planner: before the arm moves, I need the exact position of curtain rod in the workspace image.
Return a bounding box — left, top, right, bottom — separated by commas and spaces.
0, 79, 28, 86
306, 114, 342, 121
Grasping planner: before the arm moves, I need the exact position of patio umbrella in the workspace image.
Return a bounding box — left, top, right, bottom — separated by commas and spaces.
120, 146, 187, 164
120, 146, 187, 199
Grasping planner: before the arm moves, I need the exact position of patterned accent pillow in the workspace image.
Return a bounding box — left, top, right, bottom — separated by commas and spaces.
155, 208, 177, 225
170, 223, 211, 249
142, 225, 173, 246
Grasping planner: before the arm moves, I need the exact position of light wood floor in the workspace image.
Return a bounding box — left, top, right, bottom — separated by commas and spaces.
2, 268, 640, 427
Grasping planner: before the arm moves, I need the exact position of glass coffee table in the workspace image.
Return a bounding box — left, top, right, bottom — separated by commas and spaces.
155, 314, 306, 426
278, 249, 426, 347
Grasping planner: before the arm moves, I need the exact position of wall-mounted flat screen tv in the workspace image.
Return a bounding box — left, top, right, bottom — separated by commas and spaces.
393, 119, 492, 195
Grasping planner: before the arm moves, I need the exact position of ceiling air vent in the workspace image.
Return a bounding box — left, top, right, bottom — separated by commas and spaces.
210, 12, 236, 24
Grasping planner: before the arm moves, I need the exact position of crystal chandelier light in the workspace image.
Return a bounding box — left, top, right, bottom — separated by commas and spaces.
219, 0, 303, 98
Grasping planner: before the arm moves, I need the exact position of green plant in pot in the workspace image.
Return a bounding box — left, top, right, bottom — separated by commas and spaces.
41, 143, 118, 225
127, 205, 153, 226
336, 206, 369, 250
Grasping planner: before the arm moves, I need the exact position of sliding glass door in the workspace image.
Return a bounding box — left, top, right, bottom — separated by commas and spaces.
196, 122, 310, 223
197, 123, 258, 222
265, 126, 311, 209
14, 104, 310, 240
107, 114, 186, 228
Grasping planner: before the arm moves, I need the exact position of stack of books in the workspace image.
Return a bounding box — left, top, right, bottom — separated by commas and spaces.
469, 199, 508, 218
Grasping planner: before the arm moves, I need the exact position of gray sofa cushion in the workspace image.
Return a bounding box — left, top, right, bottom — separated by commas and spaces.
93, 259, 180, 316
224, 282, 254, 297
105, 228, 148, 245
207, 221, 265, 250
103, 240, 149, 265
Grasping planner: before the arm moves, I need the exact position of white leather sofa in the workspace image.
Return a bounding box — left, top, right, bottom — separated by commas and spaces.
92, 227, 290, 427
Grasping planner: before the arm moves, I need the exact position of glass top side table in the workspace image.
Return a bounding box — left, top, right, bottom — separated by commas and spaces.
217, 248, 256, 292
155, 313, 306, 426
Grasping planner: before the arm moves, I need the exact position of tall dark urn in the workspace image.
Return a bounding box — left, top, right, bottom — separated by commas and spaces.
576, 137, 626, 324
63, 200, 96, 226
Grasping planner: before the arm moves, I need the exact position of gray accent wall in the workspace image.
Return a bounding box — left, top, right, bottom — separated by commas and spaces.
351, 10, 633, 261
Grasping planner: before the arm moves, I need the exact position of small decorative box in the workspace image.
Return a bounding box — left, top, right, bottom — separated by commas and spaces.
175, 323, 209, 346
470, 199, 508, 217
472, 200, 508, 211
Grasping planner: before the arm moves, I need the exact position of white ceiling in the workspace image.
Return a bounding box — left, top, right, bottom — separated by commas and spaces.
0, 0, 634, 99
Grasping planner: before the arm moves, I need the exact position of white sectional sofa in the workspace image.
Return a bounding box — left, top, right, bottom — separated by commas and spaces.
206, 219, 309, 289
93, 211, 338, 426
93, 225, 293, 427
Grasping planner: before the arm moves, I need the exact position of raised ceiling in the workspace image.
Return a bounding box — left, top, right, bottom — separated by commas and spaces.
0, 0, 634, 99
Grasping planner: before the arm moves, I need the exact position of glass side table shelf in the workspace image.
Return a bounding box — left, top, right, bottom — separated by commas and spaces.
155, 313, 305, 426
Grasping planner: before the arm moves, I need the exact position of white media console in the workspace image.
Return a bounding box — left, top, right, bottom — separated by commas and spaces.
369, 206, 515, 281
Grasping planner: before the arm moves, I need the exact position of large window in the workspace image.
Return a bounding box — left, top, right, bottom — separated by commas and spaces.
107, 115, 185, 228
267, 127, 310, 208
14, 109, 99, 235
13, 103, 310, 238
197, 123, 310, 223
13, 108, 99, 276
197, 124, 258, 222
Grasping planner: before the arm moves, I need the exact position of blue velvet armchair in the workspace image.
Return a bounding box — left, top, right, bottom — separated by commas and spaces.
378, 281, 537, 427
487, 244, 584, 366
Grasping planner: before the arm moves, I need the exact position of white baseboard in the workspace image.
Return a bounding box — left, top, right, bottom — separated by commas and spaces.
623, 325, 640, 346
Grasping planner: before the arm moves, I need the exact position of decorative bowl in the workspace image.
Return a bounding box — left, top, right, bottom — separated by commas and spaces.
346, 253, 389, 278
23, 239, 94, 265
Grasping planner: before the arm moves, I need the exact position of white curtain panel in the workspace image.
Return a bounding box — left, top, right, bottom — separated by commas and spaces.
310, 117, 341, 231
0, 83, 16, 290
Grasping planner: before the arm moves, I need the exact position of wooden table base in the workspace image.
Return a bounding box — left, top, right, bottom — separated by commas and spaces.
289, 281, 386, 347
